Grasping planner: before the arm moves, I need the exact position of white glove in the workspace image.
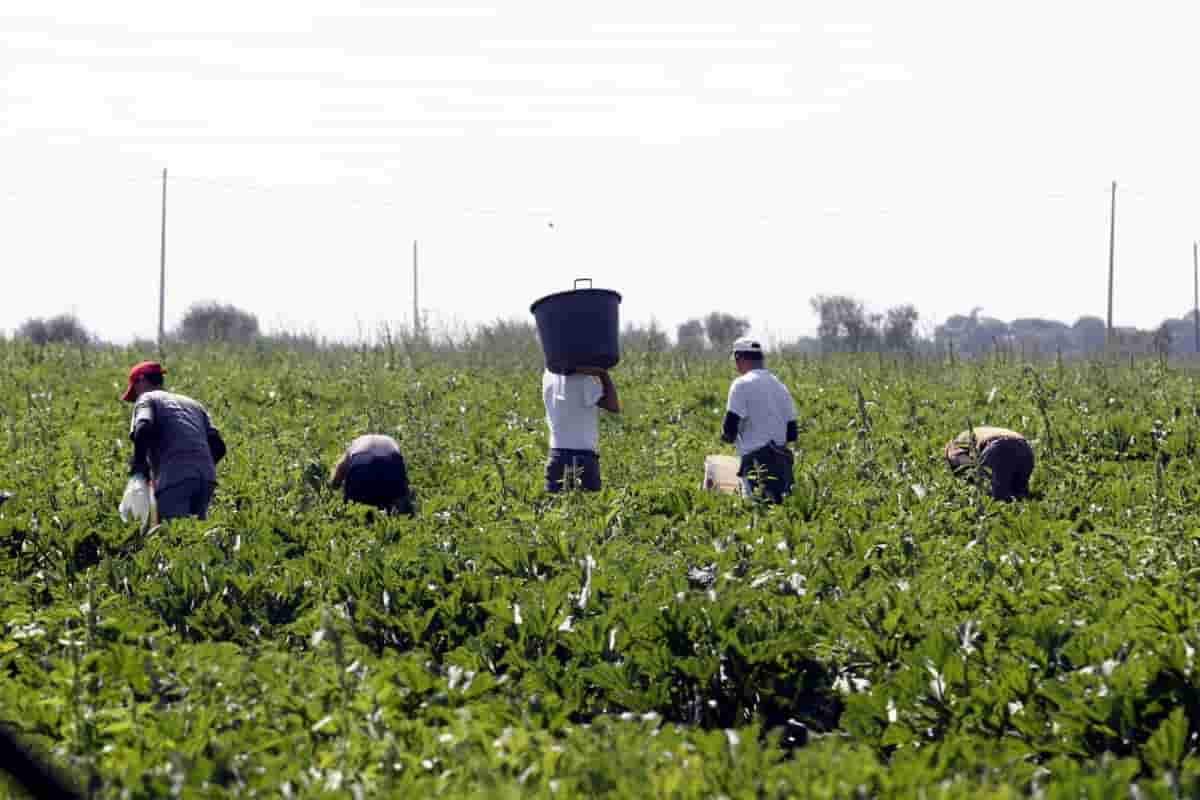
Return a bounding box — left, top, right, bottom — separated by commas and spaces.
118, 476, 152, 524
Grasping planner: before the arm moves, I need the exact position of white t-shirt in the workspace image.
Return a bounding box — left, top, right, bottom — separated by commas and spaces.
543, 371, 604, 452
726, 368, 797, 457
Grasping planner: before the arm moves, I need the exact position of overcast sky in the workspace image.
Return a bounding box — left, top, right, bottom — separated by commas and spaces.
3, 1, 1199, 345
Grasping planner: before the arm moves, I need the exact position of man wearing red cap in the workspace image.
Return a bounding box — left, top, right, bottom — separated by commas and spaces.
122, 361, 226, 520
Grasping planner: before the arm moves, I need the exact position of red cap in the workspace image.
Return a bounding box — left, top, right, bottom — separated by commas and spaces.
121, 361, 165, 402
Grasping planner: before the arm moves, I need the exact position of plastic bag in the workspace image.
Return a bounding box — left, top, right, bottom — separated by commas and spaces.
118, 476, 153, 524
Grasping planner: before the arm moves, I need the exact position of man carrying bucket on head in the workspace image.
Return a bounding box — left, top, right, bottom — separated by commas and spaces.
543, 367, 620, 492
721, 338, 798, 504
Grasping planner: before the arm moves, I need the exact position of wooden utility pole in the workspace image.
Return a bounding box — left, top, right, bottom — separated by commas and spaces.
1106, 180, 1117, 349
1193, 240, 1198, 356
158, 168, 168, 352
412, 239, 419, 336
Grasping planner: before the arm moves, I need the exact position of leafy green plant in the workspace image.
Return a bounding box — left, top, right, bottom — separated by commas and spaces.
2, 343, 1200, 796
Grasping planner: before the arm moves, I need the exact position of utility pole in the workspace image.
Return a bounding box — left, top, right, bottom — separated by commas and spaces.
1106, 180, 1116, 349
158, 167, 168, 353
1193, 240, 1198, 356
412, 239, 420, 336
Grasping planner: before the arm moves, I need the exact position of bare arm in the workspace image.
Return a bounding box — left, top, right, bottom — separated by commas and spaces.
578, 368, 619, 413
330, 452, 350, 487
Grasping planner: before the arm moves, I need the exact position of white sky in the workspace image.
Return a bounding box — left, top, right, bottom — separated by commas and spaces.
3, 1, 1199, 345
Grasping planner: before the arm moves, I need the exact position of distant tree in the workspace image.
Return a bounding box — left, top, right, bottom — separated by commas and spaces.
1010, 318, 1070, 337
1145, 310, 1200, 355
1108, 326, 1150, 354
935, 313, 972, 345
775, 336, 822, 355
177, 302, 260, 344
935, 308, 1009, 353
676, 318, 706, 351
623, 319, 669, 352
810, 295, 874, 352
704, 312, 750, 351
1174, 310, 1200, 354
16, 313, 93, 346
971, 318, 1010, 352
883, 304, 919, 351
1010, 317, 1071, 354
1072, 316, 1107, 353
1153, 321, 1172, 359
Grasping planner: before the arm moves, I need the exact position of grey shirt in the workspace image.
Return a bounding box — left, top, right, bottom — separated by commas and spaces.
130, 390, 219, 491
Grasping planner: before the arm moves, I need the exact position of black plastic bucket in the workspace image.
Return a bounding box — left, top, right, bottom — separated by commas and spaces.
530, 279, 622, 374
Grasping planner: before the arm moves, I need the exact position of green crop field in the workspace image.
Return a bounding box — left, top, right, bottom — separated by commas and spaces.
3, 341, 1200, 798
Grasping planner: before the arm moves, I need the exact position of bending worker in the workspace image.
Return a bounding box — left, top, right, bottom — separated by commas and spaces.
543, 367, 620, 492
722, 338, 798, 503
944, 426, 1034, 501
123, 361, 226, 520
331, 434, 414, 514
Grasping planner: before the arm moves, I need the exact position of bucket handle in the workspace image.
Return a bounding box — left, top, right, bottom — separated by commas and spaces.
573, 278, 593, 289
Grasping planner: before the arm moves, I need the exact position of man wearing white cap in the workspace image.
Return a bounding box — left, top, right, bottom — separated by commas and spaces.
721, 338, 798, 503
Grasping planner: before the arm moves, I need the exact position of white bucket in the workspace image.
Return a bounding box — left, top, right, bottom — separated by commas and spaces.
703, 455, 744, 495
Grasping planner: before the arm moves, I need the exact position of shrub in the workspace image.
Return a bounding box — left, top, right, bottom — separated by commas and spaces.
704, 312, 750, 351
176, 302, 260, 344
622, 320, 669, 353
676, 319, 706, 351
16, 313, 93, 346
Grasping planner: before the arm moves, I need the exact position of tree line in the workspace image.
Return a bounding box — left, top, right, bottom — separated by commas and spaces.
11, 296, 1200, 357
666, 299, 921, 354
11, 303, 267, 348
930, 307, 1200, 357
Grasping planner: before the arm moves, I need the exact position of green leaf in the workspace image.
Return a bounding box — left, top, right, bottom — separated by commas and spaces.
1145, 707, 1190, 775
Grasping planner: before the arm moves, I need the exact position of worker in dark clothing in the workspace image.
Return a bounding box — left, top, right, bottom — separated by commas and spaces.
944, 426, 1034, 501
721, 338, 798, 503
330, 434, 414, 514
122, 361, 226, 520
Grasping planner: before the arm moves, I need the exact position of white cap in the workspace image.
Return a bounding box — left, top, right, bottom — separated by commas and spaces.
730, 337, 764, 355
